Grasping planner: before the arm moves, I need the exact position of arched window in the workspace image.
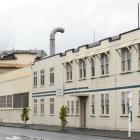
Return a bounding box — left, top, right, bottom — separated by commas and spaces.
91, 58, 95, 77
121, 48, 131, 72
66, 62, 72, 81
79, 59, 86, 79
101, 53, 109, 75
138, 45, 140, 69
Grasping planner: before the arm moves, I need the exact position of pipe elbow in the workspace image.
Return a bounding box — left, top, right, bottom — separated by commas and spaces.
50, 27, 65, 40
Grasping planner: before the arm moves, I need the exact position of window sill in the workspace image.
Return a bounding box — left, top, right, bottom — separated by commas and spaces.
91, 77, 96, 79
99, 75, 110, 78
79, 78, 86, 81
49, 83, 55, 86
120, 115, 128, 117
75, 114, 79, 116
100, 115, 110, 117
65, 80, 73, 83
40, 115, 45, 116
33, 86, 38, 88
120, 71, 132, 75
40, 85, 45, 88
90, 115, 95, 117
49, 114, 54, 116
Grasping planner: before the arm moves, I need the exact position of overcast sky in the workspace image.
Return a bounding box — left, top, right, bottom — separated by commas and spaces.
0, 0, 139, 54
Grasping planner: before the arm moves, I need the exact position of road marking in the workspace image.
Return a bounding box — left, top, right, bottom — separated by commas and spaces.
6, 136, 21, 140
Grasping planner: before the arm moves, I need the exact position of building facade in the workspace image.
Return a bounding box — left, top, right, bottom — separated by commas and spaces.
0, 66, 32, 124
32, 28, 140, 131
0, 50, 47, 74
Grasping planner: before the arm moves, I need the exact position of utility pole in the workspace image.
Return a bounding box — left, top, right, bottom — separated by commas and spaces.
128, 92, 132, 138
93, 29, 95, 43
138, 2, 140, 28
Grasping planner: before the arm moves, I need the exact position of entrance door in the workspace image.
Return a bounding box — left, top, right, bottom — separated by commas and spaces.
80, 97, 87, 128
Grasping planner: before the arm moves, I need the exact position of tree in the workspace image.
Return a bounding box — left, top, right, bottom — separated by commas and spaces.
59, 105, 68, 130
21, 107, 30, 127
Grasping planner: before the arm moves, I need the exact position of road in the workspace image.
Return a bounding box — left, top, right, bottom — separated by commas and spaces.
0, 126, 128, 140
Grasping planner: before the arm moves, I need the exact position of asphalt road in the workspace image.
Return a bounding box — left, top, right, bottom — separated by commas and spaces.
0, 126, 129, 140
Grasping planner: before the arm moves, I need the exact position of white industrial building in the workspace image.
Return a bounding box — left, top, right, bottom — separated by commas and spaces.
32, 28, 140, 131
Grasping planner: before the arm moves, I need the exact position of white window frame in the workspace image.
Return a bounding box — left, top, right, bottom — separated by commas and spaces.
138, 91, 140, 114
91, 95, 95, 115
138, 46, 140, 70
91, 58, 95, 77
121, 91, 129, 115
50, 98, 54, 115
121, 48, 131, 72
76, 100, 79, 115
40, 98, 44, 115
33, 71, 37, 87
71, 101, 74, 115
50, 67, 54, 84
101, 93, 109, 115
66, 62, 72, 81
79, 59, 86, 79
101, 53, 109, 75
67, 101, 70, 115
40, 69, 45, 86
33, 99, 37, 115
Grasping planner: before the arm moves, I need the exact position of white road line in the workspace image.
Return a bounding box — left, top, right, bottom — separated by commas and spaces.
6, 136, 21, 140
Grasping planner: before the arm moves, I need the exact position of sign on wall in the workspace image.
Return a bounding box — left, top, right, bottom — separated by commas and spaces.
56, 85, 64, 96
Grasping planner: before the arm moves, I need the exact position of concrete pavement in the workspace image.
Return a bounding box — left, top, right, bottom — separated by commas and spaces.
0, 126, 129, 140
0, 123, 140, 140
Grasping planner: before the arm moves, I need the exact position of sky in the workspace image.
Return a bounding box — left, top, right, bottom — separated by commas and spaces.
0, 0, 139, 54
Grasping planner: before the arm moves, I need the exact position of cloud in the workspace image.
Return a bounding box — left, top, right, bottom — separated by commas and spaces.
0, 0, 139, 54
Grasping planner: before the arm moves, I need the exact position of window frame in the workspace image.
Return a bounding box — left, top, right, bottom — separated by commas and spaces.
50, 67, 54, 84
40, 98, 45, 115
101, 53, 109, 75
101, 93, 109, 115
40, 69, 45, 86
79, 59, 86, 79
91, 58, 95, 77
50, 98, 54, 115
91, 95, 95, 115
121, 48, 131, 72
66, 62, 72, 81
33, 99, 37, 116
33, 71, 37, 87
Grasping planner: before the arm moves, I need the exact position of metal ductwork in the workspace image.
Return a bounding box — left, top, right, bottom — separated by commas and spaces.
50, 27, 65, 56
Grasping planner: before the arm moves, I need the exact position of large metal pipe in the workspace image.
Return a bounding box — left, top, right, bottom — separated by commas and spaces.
50, 27, 65, 56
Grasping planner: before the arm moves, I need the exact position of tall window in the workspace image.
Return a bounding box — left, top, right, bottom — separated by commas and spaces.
40, 70, 45, 86
50, 67, 54, 84
7, 95, 12, 108
76, 100, 79, 115
101, 53, 109, 75
101, 94, 109, 115
66, 62, 72, 81
13, 93, 29, 108
138, 44, 140, 70
50, 98, 54, 115
71, 101, 74, 115
40, 99, 44, 115
79, 59, 86, 79
138, 91, 140, 114
33, 71, 37, 87
91, 95, 95, 115
34, 99, 37, 115
121, 91, 129, 115
67, 101, 70, 115
121, 48, 131, 72
91, 58, 95, 77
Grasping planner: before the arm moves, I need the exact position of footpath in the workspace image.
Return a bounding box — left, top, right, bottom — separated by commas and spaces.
0, 123, 140, 140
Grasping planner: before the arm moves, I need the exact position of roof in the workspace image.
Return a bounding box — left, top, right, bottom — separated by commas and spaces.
0, 63, 29, 68
0, 49, 47, 60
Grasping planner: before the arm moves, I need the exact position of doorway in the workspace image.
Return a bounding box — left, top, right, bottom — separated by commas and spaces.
80, 97, 87, 128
